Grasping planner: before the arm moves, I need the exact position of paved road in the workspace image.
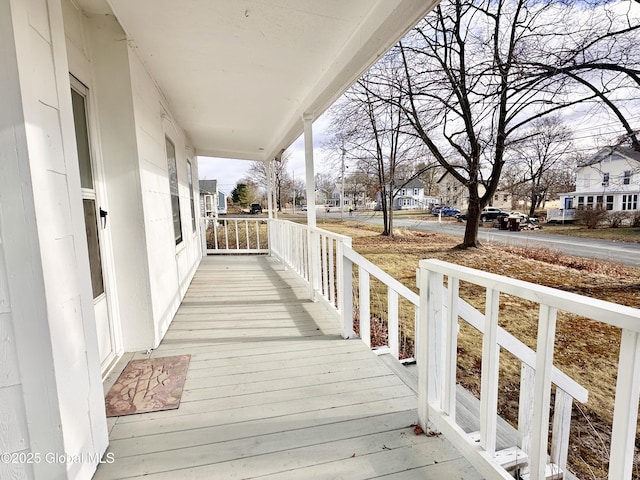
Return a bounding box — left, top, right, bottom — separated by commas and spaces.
328, 212, 640, 268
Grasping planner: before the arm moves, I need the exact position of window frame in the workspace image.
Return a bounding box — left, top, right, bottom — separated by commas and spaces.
166, 136, 183, 245
187, 160, 196, 232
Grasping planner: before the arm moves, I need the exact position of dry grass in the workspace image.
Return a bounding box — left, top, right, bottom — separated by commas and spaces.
320, 220, 640, 480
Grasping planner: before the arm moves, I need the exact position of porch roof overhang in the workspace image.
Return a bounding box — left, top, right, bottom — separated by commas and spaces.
76, 0, 438, 162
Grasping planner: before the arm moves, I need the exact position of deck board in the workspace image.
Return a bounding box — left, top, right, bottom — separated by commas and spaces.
94, 256, 482, 480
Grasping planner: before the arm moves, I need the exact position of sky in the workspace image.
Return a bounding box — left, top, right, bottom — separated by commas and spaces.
198, 114, 338, 195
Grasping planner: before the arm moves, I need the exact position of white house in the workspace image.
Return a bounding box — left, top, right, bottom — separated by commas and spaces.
199, 179, 227, 217
1, 1, 437, 479
393, 178, 438, 210
375, 179, 438, 210
558, 146, 640, 212
330, 183, 367, 209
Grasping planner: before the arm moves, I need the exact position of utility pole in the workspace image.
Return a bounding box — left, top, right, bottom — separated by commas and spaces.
340, 147, 345, 221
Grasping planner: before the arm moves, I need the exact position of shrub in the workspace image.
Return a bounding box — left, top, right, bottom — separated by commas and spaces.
574, 207, 608, 229
607, 211, 630, 228
631, 211, 640, 228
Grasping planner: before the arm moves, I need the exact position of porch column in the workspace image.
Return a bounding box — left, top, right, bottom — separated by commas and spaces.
303, 113, 319, 299
266, 159, 274, 220
303, 113, 317, 227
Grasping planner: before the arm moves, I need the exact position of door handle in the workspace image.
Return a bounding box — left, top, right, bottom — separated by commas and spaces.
100, 208, 108, 229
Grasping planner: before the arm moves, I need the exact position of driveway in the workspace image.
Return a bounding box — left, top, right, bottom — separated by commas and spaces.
325, 212, 640, 268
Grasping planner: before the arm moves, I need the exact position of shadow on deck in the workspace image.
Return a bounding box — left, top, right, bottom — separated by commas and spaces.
95, 256, 483, 479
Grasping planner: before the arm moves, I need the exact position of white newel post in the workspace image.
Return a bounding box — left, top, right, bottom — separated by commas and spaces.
609, 329, 640, 480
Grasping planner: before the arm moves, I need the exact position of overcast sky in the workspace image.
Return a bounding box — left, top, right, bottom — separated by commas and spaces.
198, 114, 337, 194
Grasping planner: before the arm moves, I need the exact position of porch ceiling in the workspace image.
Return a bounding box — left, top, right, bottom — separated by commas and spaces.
81, 0, 438, 162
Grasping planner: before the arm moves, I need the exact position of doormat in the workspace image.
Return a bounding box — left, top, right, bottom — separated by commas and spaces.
105, 355, 191, 417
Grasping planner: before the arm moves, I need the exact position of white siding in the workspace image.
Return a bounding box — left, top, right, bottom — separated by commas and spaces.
128, 50, 201, 346
3, 0, 109, 478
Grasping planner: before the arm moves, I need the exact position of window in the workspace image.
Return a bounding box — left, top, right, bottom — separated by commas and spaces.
166, 137, 182, 245
623, 194, 638, 211
414, 188, 418, 196
187, 161, 196, 232
602, 173, 609, 186
624, 171, 632, 185
494, 194, 498, 201
401, 189, 406, 196
577, 196, 584, 208
503, 194, 509, 202
204, 194, 215, 217
606, 195, 614, 210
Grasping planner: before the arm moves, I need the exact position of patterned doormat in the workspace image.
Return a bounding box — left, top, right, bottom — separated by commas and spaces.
105, 355, 191, 417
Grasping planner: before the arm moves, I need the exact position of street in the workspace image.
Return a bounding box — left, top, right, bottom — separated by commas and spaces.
319, 211, 640, 268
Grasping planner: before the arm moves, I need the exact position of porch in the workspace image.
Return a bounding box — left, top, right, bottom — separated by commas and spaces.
95, 255, 481, 479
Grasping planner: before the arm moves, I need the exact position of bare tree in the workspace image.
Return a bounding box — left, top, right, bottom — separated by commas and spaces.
325, 65, 428, 236
248, 152, 292, 211
503, 116, 575, 216
376, 0, 640, 247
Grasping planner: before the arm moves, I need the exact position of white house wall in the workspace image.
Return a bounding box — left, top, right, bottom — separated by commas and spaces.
2, 0, 110, 479
63, 2, 155, 353
63, 0, 201, 351
127, 43, 201, 346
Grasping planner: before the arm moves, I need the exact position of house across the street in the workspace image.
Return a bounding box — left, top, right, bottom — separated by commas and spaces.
549, 146, 640, 221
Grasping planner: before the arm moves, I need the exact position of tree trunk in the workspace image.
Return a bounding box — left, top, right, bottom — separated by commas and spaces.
460, 195, 482, 248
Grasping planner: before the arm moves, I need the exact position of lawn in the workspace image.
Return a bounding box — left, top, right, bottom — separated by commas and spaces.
535, 223, 640, 243
317, 219, 640, 480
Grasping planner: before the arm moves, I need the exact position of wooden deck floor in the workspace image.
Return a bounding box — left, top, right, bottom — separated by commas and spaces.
95, 256, 483, 480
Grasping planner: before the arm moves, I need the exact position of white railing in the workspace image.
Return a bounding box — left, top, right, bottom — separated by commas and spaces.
342, 246, 420, 360
265, 220, 639, 480
202, 217, 269, 254
418, 259, 640, 480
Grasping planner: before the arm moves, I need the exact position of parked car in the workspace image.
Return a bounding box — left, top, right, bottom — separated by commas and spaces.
440, 207, 460, 217
480, 207, 508, 222
508, 211, 529, 220
249, 203, 263, 214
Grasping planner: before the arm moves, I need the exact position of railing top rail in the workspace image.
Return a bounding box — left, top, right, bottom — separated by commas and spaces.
310, 225, 353, 244
203, 217, 271, 221
345, 246, 419, 307
271, 218, 353, 244
421, 259, 640, 332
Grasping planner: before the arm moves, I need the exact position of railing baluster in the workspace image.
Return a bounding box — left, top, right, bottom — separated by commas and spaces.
234, 220, 239, 249
444, 276, 459, 418
530, 304, 558, 480
359, 267, 370, 347
255, 220, 260, 250
328, 239, 335, 306
224, 219, 229, 250
213, 218, 219, 250
480, 287, 500, 456
609, 329, 640, 480
322, 235, 329, 298
388, 288, 399, 359
551, 388, 572, 477
245, 220, 250, 249
518, 363, 535, 478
